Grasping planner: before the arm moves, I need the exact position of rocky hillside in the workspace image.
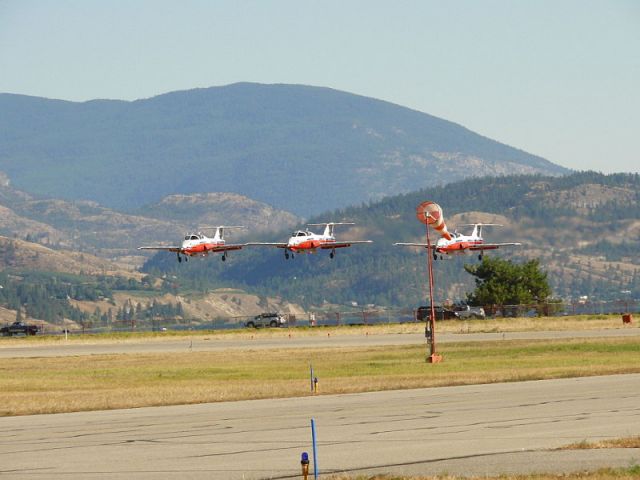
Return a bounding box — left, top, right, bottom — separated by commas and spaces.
0, 236, 140, 278
0, 175, 299, 262
139, 192, 299, 231
0, 179, 301, 327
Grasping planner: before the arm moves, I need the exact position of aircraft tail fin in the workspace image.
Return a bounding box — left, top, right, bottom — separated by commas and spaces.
458, 223, 503, 238
201, 225, 246, 241
308, 222, 355, 237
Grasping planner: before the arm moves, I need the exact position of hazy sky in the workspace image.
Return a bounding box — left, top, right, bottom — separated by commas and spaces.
1, 0, 638, 173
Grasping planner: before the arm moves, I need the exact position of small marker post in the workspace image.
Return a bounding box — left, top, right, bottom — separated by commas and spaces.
310, 363, 314, 393
300, 451, 310, 480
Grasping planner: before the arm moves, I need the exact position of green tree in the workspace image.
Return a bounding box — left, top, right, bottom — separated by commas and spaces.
464, 257, 551, 306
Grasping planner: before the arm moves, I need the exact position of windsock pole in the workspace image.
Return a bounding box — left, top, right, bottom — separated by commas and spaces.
424, 216, 442, 363
416, 201, 444, 364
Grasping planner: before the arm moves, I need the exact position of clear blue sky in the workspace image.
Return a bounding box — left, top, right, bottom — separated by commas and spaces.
1, 0, 638, 173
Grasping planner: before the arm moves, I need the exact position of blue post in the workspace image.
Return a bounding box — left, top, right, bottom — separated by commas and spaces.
311, 418, 319, 479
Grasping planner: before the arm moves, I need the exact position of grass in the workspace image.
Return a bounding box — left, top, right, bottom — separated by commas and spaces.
560, 437, 640, 449
0, 314, 635, 346
323, 466, 640, 479
1, 337, 639, 416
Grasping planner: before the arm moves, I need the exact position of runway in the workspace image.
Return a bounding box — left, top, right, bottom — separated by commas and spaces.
1, 327, 639, 358
1, 374, 639, 479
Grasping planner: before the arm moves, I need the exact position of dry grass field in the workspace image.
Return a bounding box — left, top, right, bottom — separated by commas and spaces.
1, 336, 639, 416
324, 466, 640, 480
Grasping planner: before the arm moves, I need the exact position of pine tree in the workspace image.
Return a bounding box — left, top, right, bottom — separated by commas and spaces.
464, 257, 552, 307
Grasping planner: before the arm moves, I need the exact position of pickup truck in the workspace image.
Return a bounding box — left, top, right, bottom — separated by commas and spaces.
1, 321, 40, 336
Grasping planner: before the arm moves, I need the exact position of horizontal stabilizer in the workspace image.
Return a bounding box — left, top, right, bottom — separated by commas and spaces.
457, 223, 503, 227
200, 225, 246, 230
307, 222, 355, 226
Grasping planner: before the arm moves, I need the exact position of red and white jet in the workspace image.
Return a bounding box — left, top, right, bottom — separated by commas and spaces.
395, 223, 521, 260
138, 226, 247, 263
250, 222, 372, 259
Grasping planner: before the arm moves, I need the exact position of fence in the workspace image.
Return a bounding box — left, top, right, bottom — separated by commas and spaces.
3, 299, 639, 335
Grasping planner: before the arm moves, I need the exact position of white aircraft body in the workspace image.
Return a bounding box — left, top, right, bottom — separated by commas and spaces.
138, 226, 247, 263
250, 222, 372, 259
395, 223, 521, 260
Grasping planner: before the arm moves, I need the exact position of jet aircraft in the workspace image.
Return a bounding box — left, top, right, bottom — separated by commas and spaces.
250, 222, 372, 259
138, 226, 247, 263
395, 223, 521, 260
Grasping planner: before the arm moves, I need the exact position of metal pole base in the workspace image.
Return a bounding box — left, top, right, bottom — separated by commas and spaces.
427, 354, 443, 363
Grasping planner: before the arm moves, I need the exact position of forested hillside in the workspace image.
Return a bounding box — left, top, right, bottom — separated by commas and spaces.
142, 172, 640, 307
0, 83, 567, 216
1, 172, 637, 327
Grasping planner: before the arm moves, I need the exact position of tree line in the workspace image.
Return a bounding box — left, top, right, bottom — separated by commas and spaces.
0, 271, 184, 325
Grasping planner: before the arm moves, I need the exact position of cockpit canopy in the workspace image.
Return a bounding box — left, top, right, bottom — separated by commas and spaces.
184, 234, 203, 241
293, 230, 308, 237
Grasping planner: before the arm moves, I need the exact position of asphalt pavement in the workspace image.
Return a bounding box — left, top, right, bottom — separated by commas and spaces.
1, 374, 639, 479
0, 327, 639, 358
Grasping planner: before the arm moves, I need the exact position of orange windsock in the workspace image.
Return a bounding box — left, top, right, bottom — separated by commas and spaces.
415, 201, 452, 240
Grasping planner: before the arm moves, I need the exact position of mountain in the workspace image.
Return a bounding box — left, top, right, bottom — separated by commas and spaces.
0, 83, 568, 216
141, 172, 640, 306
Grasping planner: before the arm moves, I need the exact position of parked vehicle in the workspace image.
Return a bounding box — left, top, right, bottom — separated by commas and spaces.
245, 313, 287, 328
1, 321, 40, 336
452, 303, 486, 319
416, 305, 458, 321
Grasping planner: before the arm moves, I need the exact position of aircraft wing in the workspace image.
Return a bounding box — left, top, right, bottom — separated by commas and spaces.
246, 242, 289, 249
394, 242, 436, 250
138, 246, 183, 253
319, 240, 373, 249
468, 242, 522, 251
207, 244, 246, 252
